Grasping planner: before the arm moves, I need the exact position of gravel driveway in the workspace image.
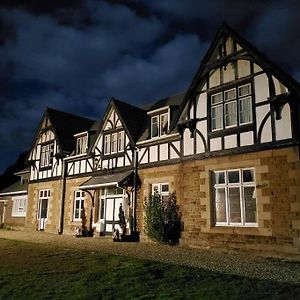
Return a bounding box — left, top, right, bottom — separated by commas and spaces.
1, 229, 300, 285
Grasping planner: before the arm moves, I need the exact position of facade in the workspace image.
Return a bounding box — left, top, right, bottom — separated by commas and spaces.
4, 24, 300, 257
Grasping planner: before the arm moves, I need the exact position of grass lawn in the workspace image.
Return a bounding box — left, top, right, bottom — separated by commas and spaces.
0, 239, 299, 299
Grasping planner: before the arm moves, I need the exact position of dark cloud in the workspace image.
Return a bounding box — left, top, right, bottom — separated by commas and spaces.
0, 0, 300, 173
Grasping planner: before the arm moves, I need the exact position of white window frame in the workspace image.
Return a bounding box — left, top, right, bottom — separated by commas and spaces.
104, 135, 111, 155
151, 112, 169, 138
76, 134, 88, 155
213, 168, 257, 227
210, 83, 252, 131
117, 131, 125, 152
40, 142, 54, 168
12, 195, 27, 217
38, 189, 50, 220
111, 133, 118, 154
152, 183, 170, 203
73, 191, 85, 221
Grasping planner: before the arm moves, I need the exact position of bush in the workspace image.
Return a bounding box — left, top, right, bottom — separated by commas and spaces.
144, 191, 182, 245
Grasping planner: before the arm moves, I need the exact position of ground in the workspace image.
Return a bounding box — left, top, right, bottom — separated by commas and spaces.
0, 230, 300, 299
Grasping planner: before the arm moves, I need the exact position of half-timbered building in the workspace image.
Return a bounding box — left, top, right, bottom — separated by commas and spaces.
17, 23, 300, 257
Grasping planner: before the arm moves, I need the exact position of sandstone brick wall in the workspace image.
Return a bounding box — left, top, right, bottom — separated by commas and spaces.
137, 146, 300, 257
26, 180, 62, 234
63, 176, 93, 235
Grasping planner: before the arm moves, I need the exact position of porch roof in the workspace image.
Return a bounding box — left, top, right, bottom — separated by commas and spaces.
79, 170, 136, 190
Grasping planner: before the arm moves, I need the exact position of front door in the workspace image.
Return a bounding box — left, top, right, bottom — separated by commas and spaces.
105, 197, 123, 233
38, 190, 50, 230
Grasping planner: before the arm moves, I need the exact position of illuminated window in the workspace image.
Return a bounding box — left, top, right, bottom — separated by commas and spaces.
40, 143, 54, 168
151, 113, 169, 138
73, 191, 85, 221
76, 135, 87, 155
12, 196, 27, 217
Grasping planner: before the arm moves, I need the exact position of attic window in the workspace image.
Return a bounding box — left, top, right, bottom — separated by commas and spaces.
104, 131, 125, 155
76, 134, 88, 155
151, 113, 168, 138
40, 142, 54, 168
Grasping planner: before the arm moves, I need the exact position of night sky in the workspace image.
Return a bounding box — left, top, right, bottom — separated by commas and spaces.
1, 0, 300, 173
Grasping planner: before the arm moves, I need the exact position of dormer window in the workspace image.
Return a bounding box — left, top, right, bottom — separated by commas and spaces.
76, 134, 88, 155
151, 112, 168, 138
211, 83, 252, 131
40, 142, 54, 168
104, 131, 125, 155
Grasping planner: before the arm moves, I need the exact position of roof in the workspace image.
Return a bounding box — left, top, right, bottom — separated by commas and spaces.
138, 92, 185, 142
47, 108, 95, 154
112, 98, 147, 143
79, 170, 135, 189
0, 180, 27, 196
14, 167, 30, 176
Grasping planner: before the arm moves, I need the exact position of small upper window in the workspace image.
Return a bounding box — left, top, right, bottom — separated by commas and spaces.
40, 142, 54, 168
151, 113, 169, 138
103, 131, 125, 155
76, 134, 88, 155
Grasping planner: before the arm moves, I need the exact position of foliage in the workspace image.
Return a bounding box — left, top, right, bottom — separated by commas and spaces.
118, 204, 126, 233
144, 191, 182, 244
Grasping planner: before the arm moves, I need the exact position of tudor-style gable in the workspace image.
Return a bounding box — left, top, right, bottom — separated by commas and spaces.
28, 108, 95, 181
90, 98, 145, 172
174, 23, 298, 158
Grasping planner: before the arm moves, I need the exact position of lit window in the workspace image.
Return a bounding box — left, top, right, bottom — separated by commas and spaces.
76, 135, 87, 155
104, 135, 111, 154
152, 183, 169, 203
118, 131, 125, 152
12, 196, 27, 217
213, 168, 257, 226
151, 113, 169, 138
40, 143, 54, 168
111, 133, 117, 153
73, 191, 85, 221
38, 190, 50, 220
211, 83, 252, 131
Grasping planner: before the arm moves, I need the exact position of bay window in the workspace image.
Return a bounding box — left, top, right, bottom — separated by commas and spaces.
213, 168, 257, 226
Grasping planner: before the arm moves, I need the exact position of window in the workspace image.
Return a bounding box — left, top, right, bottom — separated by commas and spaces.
104, 131, 125, 155
210, 83, 252, 131
73, 191, 85, 221
213, 168, 257, 226
151, 113, 169, 138
12, 196, 27, 217
38, 190, 50, 219
40, 143, 54, 168
152, 183, 169, 203
76, 135, 87, 155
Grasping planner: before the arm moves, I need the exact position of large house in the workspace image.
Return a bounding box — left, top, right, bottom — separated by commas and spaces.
1, 24, 300, 257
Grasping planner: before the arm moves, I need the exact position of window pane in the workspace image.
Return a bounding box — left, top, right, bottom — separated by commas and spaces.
211, 92, 223, 105
161, 184, 169, 193
244, 187, 256, 223
243, 169, 255, 182
211, 105, 223, 130
107, 186, 116, 195
228, 171, 239, 183
118, 131, 124, 152
111, 134, 117, 153
224, 89, 236, 101
100, 199, 105, 219
215, 172, 225, 184
160, 114, 168, 135
229, 187, 241, 223
151, 116, 159, 137
80, 200, 84, 218
215, 188, 226, 223
225, 101, 237, 127
104, 135, 110, 154
239, 97, 252, 124
238, 84, 251, 97
116, 187, 123, 194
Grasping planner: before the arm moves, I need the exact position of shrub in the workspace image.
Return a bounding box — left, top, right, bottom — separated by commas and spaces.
144, 191, 182, 245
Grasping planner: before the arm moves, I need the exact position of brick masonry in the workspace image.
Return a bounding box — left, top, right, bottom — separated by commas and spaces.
137, 146, 300, 256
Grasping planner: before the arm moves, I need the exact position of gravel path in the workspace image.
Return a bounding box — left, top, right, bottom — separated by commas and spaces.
1, 230, 300, 285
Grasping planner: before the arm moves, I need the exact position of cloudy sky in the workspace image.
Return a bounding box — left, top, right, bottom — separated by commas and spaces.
1, 0, 300, 173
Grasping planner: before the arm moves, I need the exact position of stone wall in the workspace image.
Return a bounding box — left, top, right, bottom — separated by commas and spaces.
137, 146, 300, 257
26, 179, 62, 234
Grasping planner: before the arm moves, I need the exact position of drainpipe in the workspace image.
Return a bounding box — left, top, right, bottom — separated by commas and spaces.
132, 147, 138, 233
59, 155, 67, 234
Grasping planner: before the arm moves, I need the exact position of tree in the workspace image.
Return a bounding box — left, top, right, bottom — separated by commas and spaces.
144, 191, 182, 245
118, 203, 127, 237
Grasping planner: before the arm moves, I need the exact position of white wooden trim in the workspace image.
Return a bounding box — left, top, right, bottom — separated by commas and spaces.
137, 133, 180, 145
0, 191, 27, 196
147, 106, 169, 115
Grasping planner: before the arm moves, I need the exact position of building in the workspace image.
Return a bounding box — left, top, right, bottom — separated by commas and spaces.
3, 24, 300, 257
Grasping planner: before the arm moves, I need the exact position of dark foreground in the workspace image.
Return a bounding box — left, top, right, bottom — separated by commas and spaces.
0, 238, 300, 299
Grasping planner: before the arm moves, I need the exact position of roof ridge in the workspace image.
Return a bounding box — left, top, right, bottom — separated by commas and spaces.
47, 107, 96, 122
